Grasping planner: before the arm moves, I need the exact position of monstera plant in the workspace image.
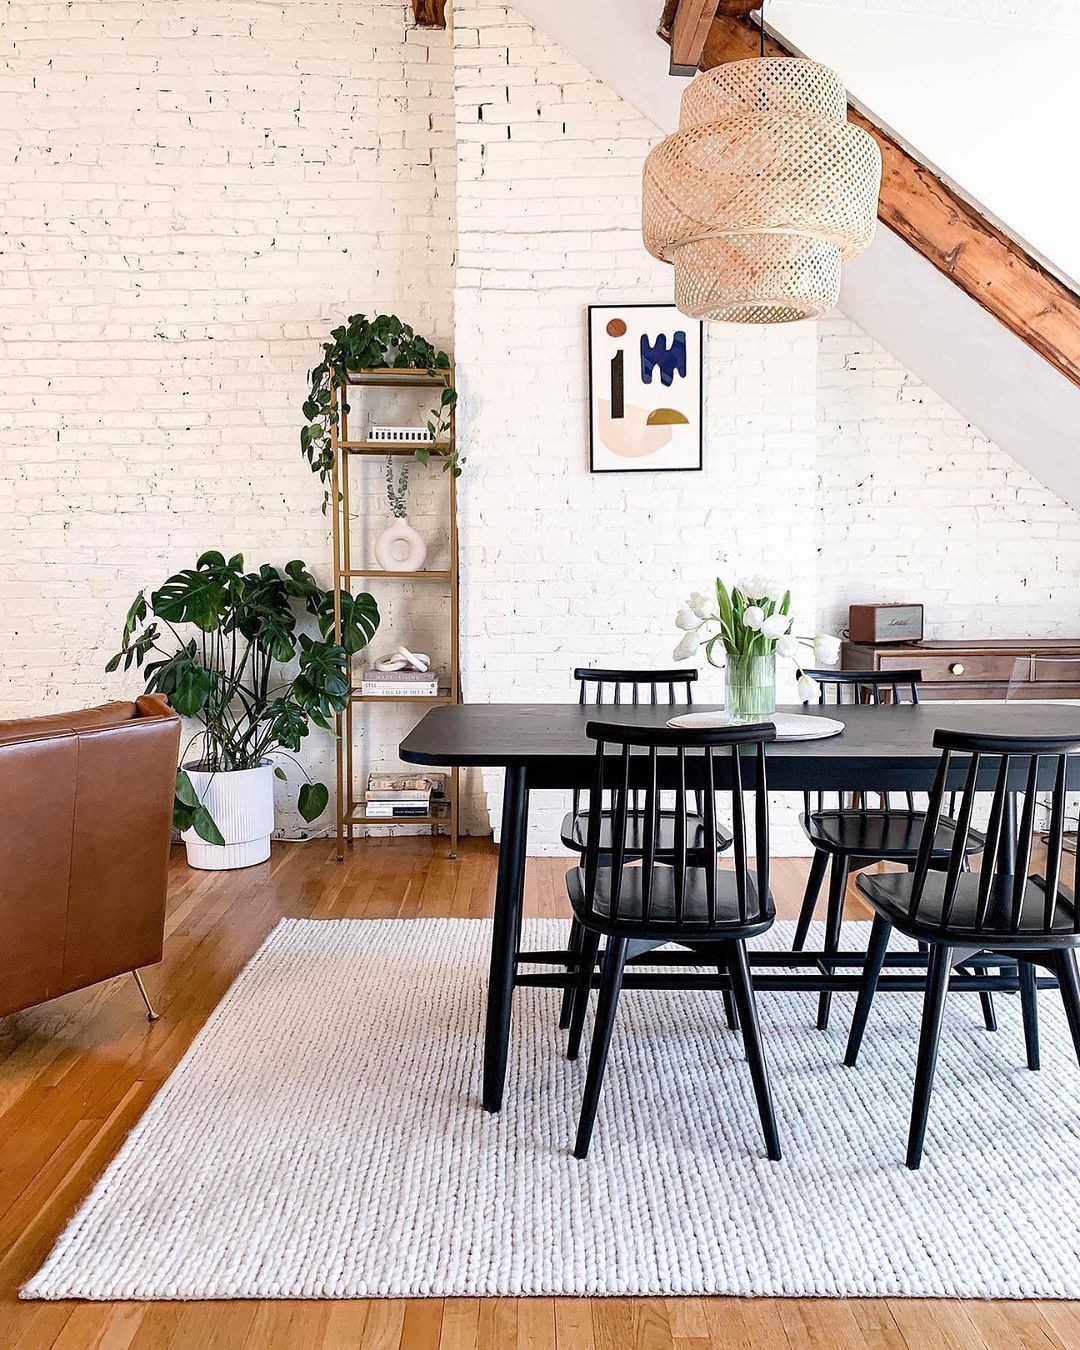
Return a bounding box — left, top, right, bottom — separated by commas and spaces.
107, 551, 378, 869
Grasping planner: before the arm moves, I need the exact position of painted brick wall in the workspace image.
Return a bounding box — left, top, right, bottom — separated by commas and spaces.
6, 0, 1079, 854
817, 317, 1080, 641
1, 0, 455, 831
450, 4, 819, 853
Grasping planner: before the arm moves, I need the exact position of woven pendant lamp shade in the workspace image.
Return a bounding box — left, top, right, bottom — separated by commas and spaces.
643, 58, 881, 323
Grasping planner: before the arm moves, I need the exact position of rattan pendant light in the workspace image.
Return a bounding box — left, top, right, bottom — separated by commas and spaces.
642, 21, 881, 324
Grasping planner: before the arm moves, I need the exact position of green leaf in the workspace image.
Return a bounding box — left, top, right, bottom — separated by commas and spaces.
314, 589, 380, 656
173, 800, 196, 833
715, 578, 733, 635
192, 804, 226, 846
174, 768, 200, 809
259, 697, 310, 752
105, 652, 123, 673
297, 781, 329, 823
274, 765, 287, 781
152, 567, 227, 631
122, 591, 148, 643
171, 664, 214, 717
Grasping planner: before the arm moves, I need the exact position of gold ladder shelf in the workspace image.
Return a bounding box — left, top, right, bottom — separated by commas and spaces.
330, 367, 460, 860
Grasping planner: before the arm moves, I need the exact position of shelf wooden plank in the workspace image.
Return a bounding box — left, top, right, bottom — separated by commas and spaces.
343, 569, 452, 580
342, 369, 449, 388
341, 440, 453, 456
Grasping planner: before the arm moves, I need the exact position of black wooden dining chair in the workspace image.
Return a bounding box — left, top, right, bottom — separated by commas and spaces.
565, 718, 781, 1161
845, 728, 1080, 1169
794, 669, 988, 1033
558, 667, 736, 1032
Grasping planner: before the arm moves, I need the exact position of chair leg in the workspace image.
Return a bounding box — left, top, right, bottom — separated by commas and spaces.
972, 964, 997, 1032
714, 953, 740, 1031
725, 940, 781, 1161
792, 849, 829, 952
559, 918, 584, 1030
1053, 949, 1080, 1068
131, 970, 159, 1022
574, 936, 628, 1160
566, 928, 601, 1062
817, 857, 850, 1032
844, 912, 892, 1067
1019, 960, 1041, 1071
906, 944, 954, 1171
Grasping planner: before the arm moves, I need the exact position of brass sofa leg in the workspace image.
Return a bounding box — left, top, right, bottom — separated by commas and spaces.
131, 970, 160, 1022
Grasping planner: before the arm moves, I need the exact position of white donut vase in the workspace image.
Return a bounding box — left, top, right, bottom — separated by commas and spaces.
373, 519, 428, 572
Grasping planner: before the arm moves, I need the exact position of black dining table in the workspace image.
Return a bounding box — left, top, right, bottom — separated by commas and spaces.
401, 700, 1080, 1112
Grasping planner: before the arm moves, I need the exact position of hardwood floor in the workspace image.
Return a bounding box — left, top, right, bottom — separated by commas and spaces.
1, 837, 1077, 1349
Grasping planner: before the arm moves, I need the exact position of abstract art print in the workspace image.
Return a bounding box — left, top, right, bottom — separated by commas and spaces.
588, 304, 703, 473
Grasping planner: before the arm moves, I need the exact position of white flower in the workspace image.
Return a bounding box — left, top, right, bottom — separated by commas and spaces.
776, 633, 799, 660
673, 629, 700, 661
742, 605, 765, 631
688, 591, 715, 621
814, 633, 842, 665
744, 573, 781, 601
761, 612, 792, 639
797, 672, 821, 704
675, 606, 699, 631
698, 618, 722, 643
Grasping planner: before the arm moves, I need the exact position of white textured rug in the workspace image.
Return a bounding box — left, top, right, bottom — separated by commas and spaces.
25, 918, 1080, 1301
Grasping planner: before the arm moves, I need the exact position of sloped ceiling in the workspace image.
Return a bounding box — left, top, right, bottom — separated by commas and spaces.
510, 0, 1080, 512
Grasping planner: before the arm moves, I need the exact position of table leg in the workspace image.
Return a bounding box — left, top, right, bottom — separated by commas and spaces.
482, 764, 529, 1113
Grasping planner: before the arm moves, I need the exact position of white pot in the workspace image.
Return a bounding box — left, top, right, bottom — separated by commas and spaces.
181, 761, 275, 871
374, 518, 427, 572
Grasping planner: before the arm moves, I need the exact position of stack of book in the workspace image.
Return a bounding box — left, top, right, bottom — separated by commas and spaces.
360, 668, 439, 697
364, 773, 445, 819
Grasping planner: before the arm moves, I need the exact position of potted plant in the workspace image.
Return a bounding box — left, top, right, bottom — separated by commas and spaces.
107, 551, 379, 869
300, 313, 459, 509
675, 572, 841, 721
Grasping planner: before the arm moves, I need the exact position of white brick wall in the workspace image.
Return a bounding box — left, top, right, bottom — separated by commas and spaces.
817, 317, 1080, 640
5, 0, 1078, 852
1, 0, 455, 832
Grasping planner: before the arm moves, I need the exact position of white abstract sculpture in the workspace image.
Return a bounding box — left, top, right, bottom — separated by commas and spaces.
373, 646, 431, 673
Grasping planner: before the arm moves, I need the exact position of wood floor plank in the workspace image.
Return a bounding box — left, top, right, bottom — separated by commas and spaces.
553, 1297, 593, 1350
0, 837, 1075, 1348
438, 1298, 479, 1350
885, 1298, 988, 1349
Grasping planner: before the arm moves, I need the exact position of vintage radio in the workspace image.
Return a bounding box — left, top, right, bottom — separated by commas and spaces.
848, 603, 924, 645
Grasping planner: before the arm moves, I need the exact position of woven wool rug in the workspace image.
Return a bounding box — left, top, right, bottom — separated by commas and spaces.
24, 917, 1080, 1301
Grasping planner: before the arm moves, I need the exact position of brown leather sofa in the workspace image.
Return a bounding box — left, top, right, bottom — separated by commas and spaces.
0, 695, 181, 1020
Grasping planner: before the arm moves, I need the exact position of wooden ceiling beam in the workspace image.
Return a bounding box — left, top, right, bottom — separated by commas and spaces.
411, 0, 447, 28
688, 14, 1080, 389
660, 1, 733, 75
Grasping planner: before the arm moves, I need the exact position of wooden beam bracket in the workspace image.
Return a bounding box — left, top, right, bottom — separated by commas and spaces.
412, 0, 447, 28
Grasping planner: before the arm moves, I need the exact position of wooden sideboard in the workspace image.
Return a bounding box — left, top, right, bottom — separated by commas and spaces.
841, 638, 1080, 701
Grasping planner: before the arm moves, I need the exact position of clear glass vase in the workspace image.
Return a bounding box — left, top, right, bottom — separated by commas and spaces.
725, 651, 777, 723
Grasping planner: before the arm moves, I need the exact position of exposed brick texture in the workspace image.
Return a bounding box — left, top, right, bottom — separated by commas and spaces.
4, 1, 1077, 850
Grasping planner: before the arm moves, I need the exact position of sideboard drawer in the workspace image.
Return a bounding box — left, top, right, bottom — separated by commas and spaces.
877, 653, 1020, 685
1033, 658, 1080, 683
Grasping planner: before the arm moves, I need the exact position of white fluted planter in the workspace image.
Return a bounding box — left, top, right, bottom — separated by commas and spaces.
181, 761, 275, 871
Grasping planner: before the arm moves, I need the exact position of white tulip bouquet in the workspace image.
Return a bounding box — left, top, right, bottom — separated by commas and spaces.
674, 573, 841, 719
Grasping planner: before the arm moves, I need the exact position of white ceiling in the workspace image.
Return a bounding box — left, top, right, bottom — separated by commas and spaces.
776, 0, 1080, 33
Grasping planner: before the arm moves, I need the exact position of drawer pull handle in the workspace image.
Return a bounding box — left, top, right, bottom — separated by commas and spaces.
949, 662, 965, 676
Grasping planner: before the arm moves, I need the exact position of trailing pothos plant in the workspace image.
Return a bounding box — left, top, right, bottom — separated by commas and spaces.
301, 313, 459, 508
107, 551, 379, 844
